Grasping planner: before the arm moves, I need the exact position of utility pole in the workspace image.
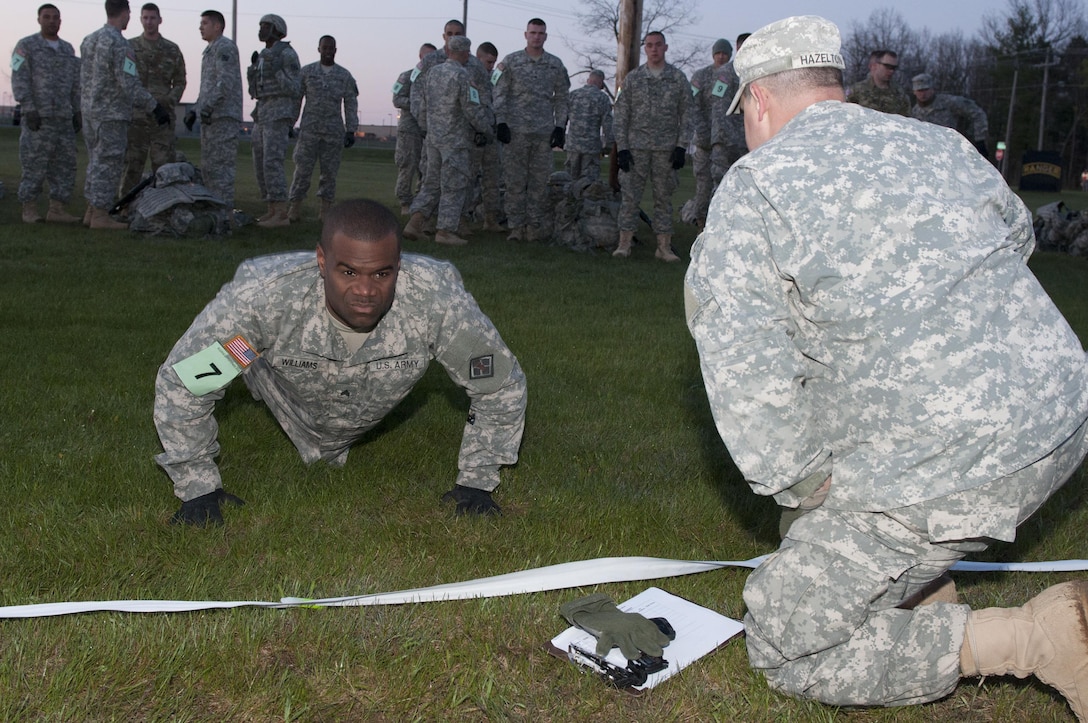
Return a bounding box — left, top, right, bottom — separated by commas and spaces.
1002, 66, 1018, 179
463, 0, 468, 34
616, 0, 643, 88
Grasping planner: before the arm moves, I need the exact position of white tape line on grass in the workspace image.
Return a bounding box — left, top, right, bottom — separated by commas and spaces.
1, 555, 1086, 619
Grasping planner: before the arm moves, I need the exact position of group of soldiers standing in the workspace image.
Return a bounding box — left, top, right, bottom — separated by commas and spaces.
13, 0, 358, 233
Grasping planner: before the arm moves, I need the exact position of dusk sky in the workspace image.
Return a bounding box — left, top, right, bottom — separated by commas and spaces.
2, 0, 1010, 126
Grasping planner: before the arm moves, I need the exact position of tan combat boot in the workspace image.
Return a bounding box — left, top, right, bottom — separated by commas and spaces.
319, 199, 332, 222
82, 206, 92, 226
507, 226, 524, 242
655, 234, 680, 262
256, 202, 275, 222
287, 200, 303, 222
257, 202, 290, 228
89, 207, 128, 230
46, 200, 80, 224
400, 204, 411, 216
482, 212, 503, 232
22, 202, 43, 224
423, 215, 437, 235
612, 230, 634, 258
960, 580, 1088, 721
435, 229, 468, 246
403, 212, 429, 240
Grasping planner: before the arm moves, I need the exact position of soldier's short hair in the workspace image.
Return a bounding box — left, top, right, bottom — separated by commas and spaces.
319, 35, 336, 46
589, 68, 605, 81
869, 49, 897, 62
478, 41, 498, 57
37, 3, 59, 16
321, 200, 402, 250
105, 0, 130, 19
200, 9, 225, 29
444, 19, 465, 33
644, 30, 667, 44
527, 17, 546, 29
141, 2, 159, 14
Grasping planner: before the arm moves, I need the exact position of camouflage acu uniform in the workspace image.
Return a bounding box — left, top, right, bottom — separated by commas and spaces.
393, 67, 424, 208
685, 101, 1088, 706
289, 62, 359, 203
121, 34, 186, 195
688, 62, 731, 222
492, 49, 570, 229
709, 61, 744, 183
847, 76, 910, 116
11, 32, 80, 204
194, 35, 242, 219
911, 92, 988, 144
564, 83, 613, 183
410, 61, 494, 232
154, 251, 527, 501
80, 24, 159, 209
614, 62, 690, 234
247, 39, 302, 202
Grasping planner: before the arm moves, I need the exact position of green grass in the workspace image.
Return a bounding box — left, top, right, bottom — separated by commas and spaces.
2, 127, 1088, 721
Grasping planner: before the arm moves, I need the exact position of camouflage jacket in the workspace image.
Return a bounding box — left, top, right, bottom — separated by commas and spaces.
195, 35, 242, 122
614, 62, 690, 152
911, 92, 988, 142
128, 34, 186, 109
247, 39, 301, 123
492, 49, 570, 135
419, 60, 494, 148
846, 76, 910, 116
686, 101, 1088, 513
565, 84, 613, 153
688, 63, 718, 148
79, 24, 157, 121
410, 49, 491, 129
298, 62, 359, 134
11, 32, 80, 118
393, 68, 421, 135
154, 252, 528, 499
710, 60, 745, 149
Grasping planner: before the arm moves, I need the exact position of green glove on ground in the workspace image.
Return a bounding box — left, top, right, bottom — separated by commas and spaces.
560, 592, 673, 659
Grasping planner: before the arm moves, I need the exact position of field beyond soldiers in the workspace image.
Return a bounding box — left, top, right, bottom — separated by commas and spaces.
2, 128, 1088, 721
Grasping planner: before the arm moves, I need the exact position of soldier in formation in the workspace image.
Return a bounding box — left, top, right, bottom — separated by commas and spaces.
687, 38, 732, 227
12, 3, 82, 225
392, 43, 435, 215
564, 69, 613, 185
287, 35, 359, 223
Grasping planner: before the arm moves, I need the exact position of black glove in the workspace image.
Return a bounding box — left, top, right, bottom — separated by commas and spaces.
288, 126, 296, 139
183, 109, 196, 131
496, 122, 511, 144
441, 485, 501, 515
670, 146, 686, 170
616, 149, 633, 173
560, 593, 674, 659
550, 126, 565, 149
344, 131, 356, 148
72, 112, 82, 133
250, 50, 259, 66
151, 102, 171, 126
973, 140, 989, 158
473, 131, 488, 147
25, 110, 42, 132
171, 488, 246, 527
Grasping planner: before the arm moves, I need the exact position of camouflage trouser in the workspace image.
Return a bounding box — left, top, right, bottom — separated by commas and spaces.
469, 141, 502, 216
83, 117, 129, 209
410, 138, 469, 232
200, 118, 238, 214
252, 117, 293, 202
121, 112, 178, 197
744, 417, 1088, 708
692, 145, 713, 222
18, 117, 77, 204
564, 151, 601, 184
289, 129, 343, 202
242, 357, 351, 467
394, 130, 423, 207
501, 132, 551, 228
618, 149, 677, 234
712, 143, 745, 184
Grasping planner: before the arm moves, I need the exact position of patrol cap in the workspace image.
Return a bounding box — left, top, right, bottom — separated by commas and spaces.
259, 14, 287, 37
712, 38, 733, 56
448, 35, 471, 53
912, 73, 934, 90
727, 15, 845, 115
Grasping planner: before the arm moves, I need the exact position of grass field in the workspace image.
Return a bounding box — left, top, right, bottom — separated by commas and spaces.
2, 126, 1088, 721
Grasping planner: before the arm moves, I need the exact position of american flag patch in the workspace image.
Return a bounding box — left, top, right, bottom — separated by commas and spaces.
224, 335, 259, 368
469, 354, 494, 380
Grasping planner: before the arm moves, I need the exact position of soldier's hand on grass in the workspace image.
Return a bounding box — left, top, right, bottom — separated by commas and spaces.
171, 488, 246, 527
441, 485, 501, 515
